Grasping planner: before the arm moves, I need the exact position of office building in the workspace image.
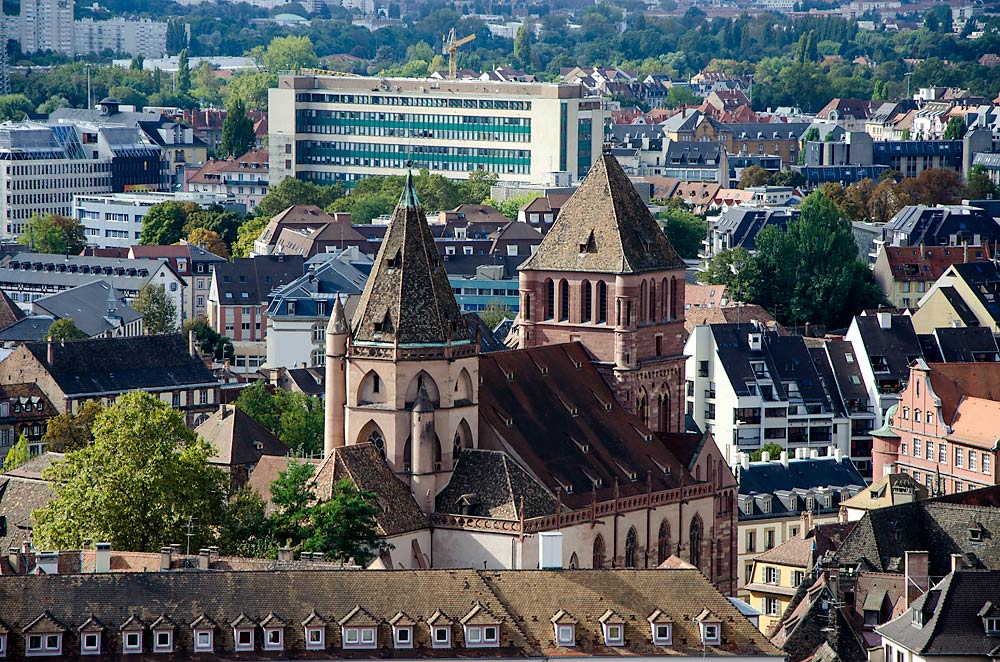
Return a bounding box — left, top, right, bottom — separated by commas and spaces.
268, 75, 606, 187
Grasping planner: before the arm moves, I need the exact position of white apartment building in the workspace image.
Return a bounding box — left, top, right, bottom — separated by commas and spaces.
268, 75, 606, 187
74, 191, 236, 249
20, 0, 74, 55
74, 18, 168, 58
685, 322, 851, 468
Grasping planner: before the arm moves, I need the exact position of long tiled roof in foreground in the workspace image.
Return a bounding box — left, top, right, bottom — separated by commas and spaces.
0, 569, 781, 659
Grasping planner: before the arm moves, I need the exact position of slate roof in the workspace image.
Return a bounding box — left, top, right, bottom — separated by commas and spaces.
18, 334, 218, 397
478, 342, 695, 511
351, 173, 468, 346
840, 473, 928, 512
0, 474, 55, 554
930, 326, 1000, 362
711, 208, 799, 252
0, 316, 54, 342
313, 443, 427, 537
882, 205, 1000, 248
951, 261, 1000, 323
32, 280, 141, 337
519, 154, 685, 275
436, 449, 557, 520
850, 313, 923, 382
877, 571, 1000, 656
740, 458, 866, 496
213, 255, 305, 305
195, 405, 288, 466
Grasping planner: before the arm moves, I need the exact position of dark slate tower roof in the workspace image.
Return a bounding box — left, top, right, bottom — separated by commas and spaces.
519, 153, 685, 274
351, 173, 468, 345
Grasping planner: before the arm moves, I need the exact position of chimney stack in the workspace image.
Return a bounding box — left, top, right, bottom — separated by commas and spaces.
160, 547, 172, 572
8, 546, 19, 574
46, 337, 54, 364
834, 447, 843, 463
761, 450, 771, 462
277, 547, 295, 562
94, 542, 111, 573
904, 550, 930, 605
198, 548, 211, 570
188, 329, 197, 357
740, 453, 750, 471
877, 311, 892, 329
951, 553, 965, 572
780, 451, 789, 467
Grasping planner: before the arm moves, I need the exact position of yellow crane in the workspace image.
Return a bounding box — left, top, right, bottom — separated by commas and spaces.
442, 28, 476, 80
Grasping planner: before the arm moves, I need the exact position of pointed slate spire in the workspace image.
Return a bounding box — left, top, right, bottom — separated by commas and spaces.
327, 294, 348, 335
351, 169, 467, 346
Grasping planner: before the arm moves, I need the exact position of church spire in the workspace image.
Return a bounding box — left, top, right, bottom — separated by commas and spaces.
351, 170, 467, 346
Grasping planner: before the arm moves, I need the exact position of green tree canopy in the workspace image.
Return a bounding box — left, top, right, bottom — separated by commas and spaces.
177, 48, 192, 95
139, 201, 197, 245
47, 318, 88, 341
965, 166, 998, 201
942, 116, 966, 140
32, 391, 227, 551
183, 317, 235, 362
224, 72, 278, 111
750, 442, 784, 461
659, 203, 707, 259
17, 213, 86, 255
134, 284, 178, 334
261, 35, 319, 73
701, 247, 759, 303
738, 165, 770, 189
255, 178, 346, 219
3, 433, 30, 472
0, 94, 34, 121
235, 381, 325, 455
41, 400, 103, 453
220, 96, 256, 158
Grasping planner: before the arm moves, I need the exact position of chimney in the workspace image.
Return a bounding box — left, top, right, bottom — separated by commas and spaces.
35, 551, 59, 575
809, 449, 819, 459
198, 548, 211, 570
46, 337, 54, 364
189, 329, 197, 357
780, 451, 789, 467
277, 547, 295, 562
761, 450, 771, 463
904, 550, 930, 605
160, 546, 172, 571
877, 311, 892, 329
8, 546, 19, 574
94, 542, 111, 573
170, 543, 182, 556
539, 532, 563, 569
740, 453, 750, 471
21, 541, 30, 556
951, 553, 965, 572
834, 447, 843, 463
218, 403, 229, 419
800, 510, 813, 538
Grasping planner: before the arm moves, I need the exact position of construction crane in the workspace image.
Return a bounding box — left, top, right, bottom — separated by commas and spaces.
442, 28, 476, 80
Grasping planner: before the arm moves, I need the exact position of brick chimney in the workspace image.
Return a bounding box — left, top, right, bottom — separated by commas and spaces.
277, 547, 294, 562
904, 550, 930, 605
800, 510, 813, 538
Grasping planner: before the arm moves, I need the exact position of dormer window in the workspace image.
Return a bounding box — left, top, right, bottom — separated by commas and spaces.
81, 632, 100, 655
393, 625, 413, 648
151, 616, 174, 653
27, 634, 61, 656
234, 628, 254, 651
343, 626, 376, 648
194, 629, 213, 653
556, 624, 575, 646
648, 610, 672, 646
464, 625, 499, 647
305, 627, 325, 650
433, 626, 451, 647
912, 610, 925, 627
701, 623, 720, 645
263, 627, 283, 651
599, 610, 626, 647
987, 617, 1000, 634
0, 633, 6, 657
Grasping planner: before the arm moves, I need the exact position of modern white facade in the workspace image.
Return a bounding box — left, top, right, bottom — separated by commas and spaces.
74, 18, 168, 58
685, 323, 851, 468
268, 75, 606, 187
74, 191, 234, 249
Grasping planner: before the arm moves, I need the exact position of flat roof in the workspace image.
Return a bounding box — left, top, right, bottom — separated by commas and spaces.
280, 74, 587, 99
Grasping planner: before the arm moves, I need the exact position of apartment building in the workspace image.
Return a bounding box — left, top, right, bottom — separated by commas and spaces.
74, 17, 168, 58
129, 242, 227, 323
20, 0, 74, 56
268, 75, 607, 186
185, 149, 269, 212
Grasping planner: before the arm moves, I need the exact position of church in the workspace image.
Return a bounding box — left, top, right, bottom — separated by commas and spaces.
314, 154, 737, 596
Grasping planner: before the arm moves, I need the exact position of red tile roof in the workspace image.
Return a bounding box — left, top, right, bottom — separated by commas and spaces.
882, 244, 994, 282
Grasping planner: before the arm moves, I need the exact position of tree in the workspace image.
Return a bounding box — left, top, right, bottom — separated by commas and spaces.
187, 228, 230, 259
134, 284, 178, 334
183, 206, 243, 247
255, 178, 345, 219
47, 318, 88, 341
513, 24, 533, 70
236, 382, 324, 455
177, 48, 192, 95
36, 94, 70, 115
183, 317, 234, 362
457, 170, 499, 204
738, 165, 770, 189
304, 477, 392, 565
233, 214, 268, 258
166, 20, 188, 54
480, 193, 539, 220
217, 486, 276, 558
17, 213, 86, 255
478, 300, 513, 329
749, 442, 784, 461
701, 247, 759, 303
225, 72, 277, 111
3, 433, 30, 472
220, 96, 255, 158
32, 391, 227, 551
262, 35, 319, 73
943, 116, 966, 140
659, 206, 706, 259
41, 400, 103, 453
139, 201, 189, 245
769, 170, 805, 187
965, 166, 998, 201
909, 168, 963, 206
0, 94, 34, 121
269, 459, 318, 545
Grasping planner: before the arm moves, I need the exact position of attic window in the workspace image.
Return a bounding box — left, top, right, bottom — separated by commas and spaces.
970, 525, 984, 542
556, 624, 575, 646
986, 617, 1000, 635
579, 230, 598, 254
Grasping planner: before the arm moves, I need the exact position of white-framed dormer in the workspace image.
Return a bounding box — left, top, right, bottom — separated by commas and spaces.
460, 603, 501, 648
694, 609, 722, 646
24, 611, 64, 657
77, 616, 104, 656
598, 609, 625, 647
339, 606, 378, 649
427, 610, 453, 649
119, 613, 145, 655
302, 610, 327, 651
979, 601, 1000, 635
647, 609, 673, 646
0, 621, 8, 659
190, 614, 216, 654
388, 612, 414, 649
260, 612, 285, 652
550, 610, 577, 647
150, 614, 175, 654
231, 613, 257, 652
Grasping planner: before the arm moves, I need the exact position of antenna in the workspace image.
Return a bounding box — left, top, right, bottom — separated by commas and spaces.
184, 515, 198, 556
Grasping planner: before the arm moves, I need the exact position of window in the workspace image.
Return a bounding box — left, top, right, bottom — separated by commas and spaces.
433, 626, 451, 648
394, 626, 413, 648
194, 630, 213, 652
556, 624, 575, 646
956, 447, 964, 468
765, 529, 775, 550
305, 627, 325, 650
745, 530, 756, 553
28, 633, 61, 656
940, 444, 947, 464
956, 481, 964, 493
986, 617, 1000, 634
264, 628, 283, 651
701, 623, 721, 645
970, 452, 978, 472
927, 412, 934, 424
913, 438, 921, 458
604, 624, 624, 646
153, 631, 172, 653
343, 627, 376, 649
81, 632, 100, 654
765, 567, 781, 584
465, 625, 499, 647
234, 629, 253, 652
651, 623, 672, 645
123, 631, 141, 653
985, 454, 991, 474
901, 442, 908, 456
765, 598, 780, 616
793, 571, 805, 585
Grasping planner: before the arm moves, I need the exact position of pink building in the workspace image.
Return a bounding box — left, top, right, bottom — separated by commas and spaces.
872, 360, 1000, 495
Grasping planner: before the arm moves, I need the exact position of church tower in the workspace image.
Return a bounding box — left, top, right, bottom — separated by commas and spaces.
339, 173, 478, 512
516, 154, 687, 433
